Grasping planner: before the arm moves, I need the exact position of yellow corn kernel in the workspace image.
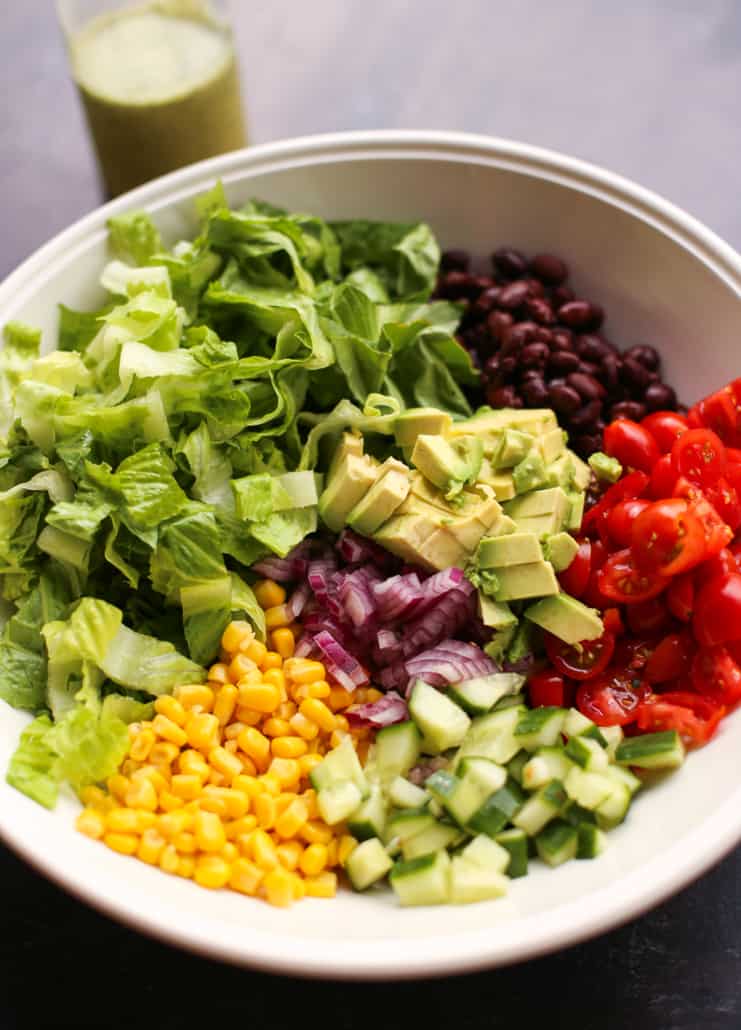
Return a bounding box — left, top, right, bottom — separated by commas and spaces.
264, 604, 291, 631
208, 768, 226, 787
76, 807, 106, 840
229, 857, 264, 896
330, 730, 350, 749
306, 680, 331, 700
194, 809, 226, 853
137, 828, 166, 865
232, 774, 261, 800
262, 866, 295, 907
223, 722, 246, 742
192, 854, 230, 889
152, 713, 188, 748
202, 786, 249, 820
131, 764, 169, 792
269, 758, 302, 790
299, 697, 336, 733
158, 790, 184, 812
284, 658, 326, 685
124, 778, 158, 812
290, 873, 307, 901
254, 579, 287, 610
177, 855, 196, 879
170, 774, 203, 802
79, 785, 113, 811
271, 627, 295, 659
129, 727, 156, 762
300, 820, 334, 846
271, 735, 308, 760
225, 814, 258, 841
104, 832, 139, 856
262, 717, 291, 738
178, 748, 210, 781
148, 742, 180, 769
277, 701, 297, 720
274, 798, 308, 839
212, 683, 238, 727
158, 843, 180, 874
334, 714, 350, 732
254, 792, 276, 830
289, 712, 319, 741
175, 683, 215, 710
299, 842, 328, 876
207, 663, 230, 686
339, 834, 358, 865
105, 808, 140, 834
249, 828, 279, 870
273, 792, 297, 816
262, 667, 286, 690
235, 704, 263, 726
261, 651, 283, 672
364, 687, 383, 702
185, 712, 221, 752
298, 754, 324, 779
239, 755, 259, 777
328, 686, 354, 711
154, 695, 186, 727
235, 727, 268, 768
172, 831, 198, 854
305, 870, 338, 898
121, 757, 142, 776
302, 788, 319, 820
158, 810, 193, 838
106, 774, 130, 803
221, 619, 254, 655
209, 745, 243, 781
276, 840, 304, 871
258, 772, 282, 797
238, 681, 281, 714
228, 653, 259, 685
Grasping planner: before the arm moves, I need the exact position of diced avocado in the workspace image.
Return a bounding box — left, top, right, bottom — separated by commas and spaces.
482, 471, 517, 501
570, 453, 592, 491
589, 451, 622, 484
566, 491, 585, 531
543, 532, 579, 572
537, 428, 567, 465
512, 512, 566, 537
524, 593, 604, 644
546, 453, 576, 489
318, 453, 380, 532
491, 514, 517, 535
373, 512, 442, 564
484, 624, 517, 662
491, 428, 534, 470
505, 487, 571, 520
507, 621, 538, 665
327, 432, 364, 480
477, 532, 543, 568
418, 528, 470, 571
512, 451, 548, 494
410, 434, 477, 498
347, 459, 410, 535
394, 408, 453, 448
449, 408, 557, 438
493, 561, 559, 602
407, 472, 453, 512
478, 594, 517, 630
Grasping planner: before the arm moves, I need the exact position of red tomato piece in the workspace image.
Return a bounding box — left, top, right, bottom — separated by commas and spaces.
576, 670, 650, 726
649, 452, 678, 499
581, 471, 651, 536
606, 498, 651, 548
602, 607, 624, 637
642, 411, 689, 453
528, 670, 569, 708
672, 478, 733, 557
599, 549, 670, 604
630, 499, 706, 576
691, 644, 741, 706
604, 419, 661, 474
666, 572, 695, 622
705, 478, 741, 532
634, 695, 724, 745
725, 448, 741, 465
626, 597, 671, 636
544, 630, 615, 682
672, 428, 726, 489
644, 632, 696, 684
693, 548, 737, 590
693, 572, 741, 648
692, 386, 741, 448
557, 538, 591, 598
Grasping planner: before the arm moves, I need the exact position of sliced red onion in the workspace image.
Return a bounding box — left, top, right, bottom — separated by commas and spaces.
302, 611, 351, 647
345, 691, 408, 728
379, 661, 409, 691
404, 640, 497, 692
294, 634, 317, 658
313, 630, 370, 691
338, 569, 377, 629
400, 588, 473, 658
372, 573, 424, 622
412, 567, 473, 616
252, 555, 308, 582
287, 581, 312, 620
336, 529, 395, 567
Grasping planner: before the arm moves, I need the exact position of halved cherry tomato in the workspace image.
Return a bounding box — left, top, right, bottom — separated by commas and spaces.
630, 499, 706, 577
705, 478, 741, 532
613, 635, 659, 676
672, 428, 726, 489
634, 694, 724, 745
728, 538, 741, 566
528, 670, 570, 708
726, 448, 741, 465
693, 572, 741, 648
606, 498, 651, 548
672, 478, 733, 557
544, 630, 615, 681
666, 572, 694, 622
557, 538, 591, 598
642, 411, 689, 453
599, 549, 669, 604
692, 644, 741, 706
604, 419, 661, 474
691, 386, 741, 448
582, 471, 650, 536
576, 669, 650, 726
626, 597, 670, 636
644, 632, 696, 684
649, 452, 678, 499
694, 548, 737, 590
602, 608, 624, 637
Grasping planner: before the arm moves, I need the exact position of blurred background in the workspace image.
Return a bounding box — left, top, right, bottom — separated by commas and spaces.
3, 0, 741, 280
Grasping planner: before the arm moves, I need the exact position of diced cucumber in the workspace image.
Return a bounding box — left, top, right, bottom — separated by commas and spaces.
507, 749, 530, 785
458, 757, 508, 796
402, 822, 463, 860
347, 785, 386, 841
310, 735, 369, 798
514, 706, 567, 750
562, 708, 595, 738
565, 734, 610, 772
375, 721, 421, 785
468, 778, 526, 837
536, 819, 578, 867
577, 823, 608, 859
512, 779, 567, 836
493, 691, 527, 711
448, 672, 525, 716
604, 763, 642, 795
390, 850, 451, 907
580, 723, 608, 747
615, 730, 685, 770
561, 799, 597, 826
459, 834, 511, 874
600, 724, 624, 758
409, 681, 471, 754
449, 857, 509, 904
345, 837, 393, 890
564, 767, 613, 810
387, 776, 429, 810
595, 781, 631, 829
426, 763, 503, 827
522, 746, 573, 790
317, 780, 364, 825
495, 828, 529, 878
456, 706, 526, 765
384, 807, 435, 845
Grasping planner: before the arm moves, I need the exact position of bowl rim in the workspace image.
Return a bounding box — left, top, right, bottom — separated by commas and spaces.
1, 130, 740, 980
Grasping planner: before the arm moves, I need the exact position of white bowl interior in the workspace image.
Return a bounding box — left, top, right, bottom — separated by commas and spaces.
0, 134, 739, 979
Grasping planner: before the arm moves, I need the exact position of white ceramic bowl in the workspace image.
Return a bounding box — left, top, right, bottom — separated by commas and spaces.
1, 132, 740, 980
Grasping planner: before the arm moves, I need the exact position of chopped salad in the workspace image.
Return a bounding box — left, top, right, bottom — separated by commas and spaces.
1, 187, 739, 908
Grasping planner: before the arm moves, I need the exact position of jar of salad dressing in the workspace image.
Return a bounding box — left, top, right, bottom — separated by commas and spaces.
57, 0, 247, 197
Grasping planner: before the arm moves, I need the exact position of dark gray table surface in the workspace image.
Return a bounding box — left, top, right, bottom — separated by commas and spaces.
2, 2, 740, 1027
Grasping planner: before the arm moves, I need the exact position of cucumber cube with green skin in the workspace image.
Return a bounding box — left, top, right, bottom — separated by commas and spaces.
448, 672, 525, 716
513, 779, 567, 836
401, 822, 463, 860
600, 724, 624, 758
494, 828, 529, 878
459, 834, 511, 874
595, 781, 632, 829
514, 707, 567, 750
469, 779, 527, 836
387, 776, 429, 810
604, 763, 642, 795
615, 730, 685, 769
564, 767, 614, 810
384, 808, 436, 846
522, 746, 573, 790
317, 780, 364, 826
562, 707, 597, 738
409, 681, 471, 754
506, 749, 530, 785
426, 766, 503, 828
577, 823, 608, 859
374, 721, 421, 785
456, 705, 527, 766
565, 734, 610, 772
536, 819, 578, 867
310, 735, 369, 798
449, 857, 509, 905
345, 838, 393, 890
390, 850, 451, 907
347, 786, 386, 841
561, 799, 597, 827
580, 723, 609, 747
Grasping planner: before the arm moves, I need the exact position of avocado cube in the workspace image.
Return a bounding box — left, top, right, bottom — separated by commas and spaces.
566, 491, 585, 531
570, 452, 592, 491
449, 408, 558, 438
394, 408, 453, 448
478, 595, 517, 630
543, 532, 580, 572
327, 432, 364, 480
492, 429, 534, 470
546, 454, 576, 490
524, 593, 604, 645
347, 459, 411, 535
537, 428, 567, 465
482, 471, 516, 501
477, 532, 543, 568
318, 453, 380, 533
373, 513, 441, 565
418, 527, 470, 571
505, 487, 570, 520
493, 561, 560, 602
410, 434, 470, 494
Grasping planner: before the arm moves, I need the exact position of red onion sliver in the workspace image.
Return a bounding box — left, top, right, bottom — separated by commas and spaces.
345, 691, 408, 728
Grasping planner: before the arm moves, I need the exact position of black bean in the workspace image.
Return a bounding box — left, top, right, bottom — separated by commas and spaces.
625, 344, 660, 371
520, 342, 550, 368
567, 372, 605, 401
645, 382, 677, 411
497, 280, 531, 310
472, 286, 501, 314
548, 383, 582, 416
492, 248, 528, 279
524, 297, 555, 325
534, 327, 554, 345
551, 328, 575, 351
522, 377, 549, 406
610, 400, 647, 421
486, 310, 513, 342
440, 249, 470, 273
621, 357, 651, 391
568, 398, 603, 429
499, 355, 518, 377
580, 361, 602, 377
523, 277, 546, 298
548, 350, 581, 375
572, 433, 603, 458
530, 253, 569, 285
502, 321, 539, 352
437, 271, 480, 300
487, 385, 523, 408
599, 353, 621, 390
552, 285, 575, 307
586, 303, 605, 330
558, 300, 596, 329
576, 333, 611, 362
483, 355, 502, 383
